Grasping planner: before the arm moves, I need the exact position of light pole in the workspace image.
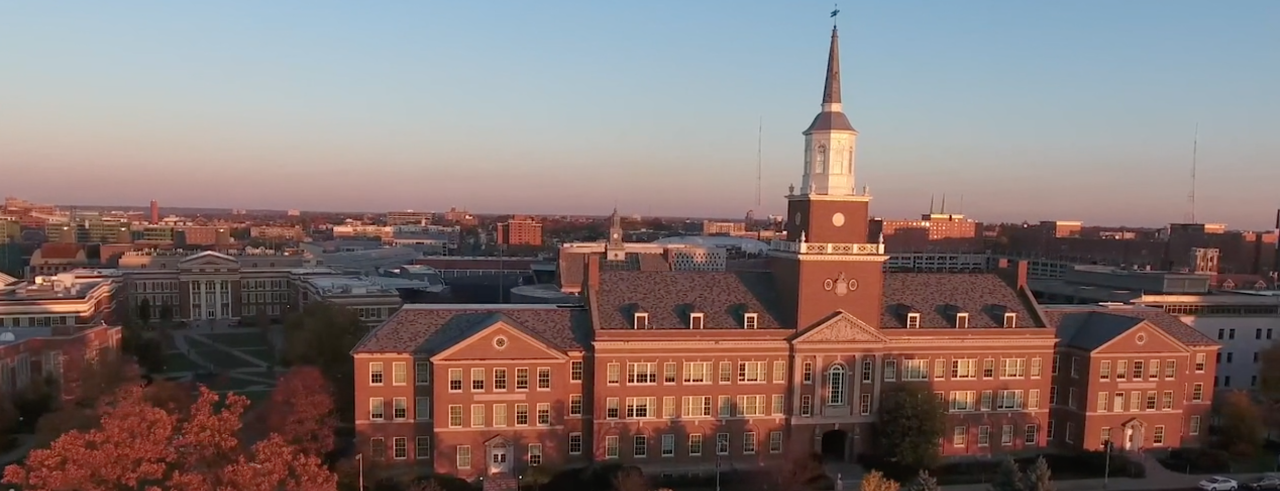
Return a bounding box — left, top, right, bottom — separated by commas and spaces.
356, 453, 364, 491
1102, 439, 1112, 490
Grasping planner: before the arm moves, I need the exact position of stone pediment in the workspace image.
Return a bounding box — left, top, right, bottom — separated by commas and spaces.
178, 251, 240, 269
793, 311, 888, 343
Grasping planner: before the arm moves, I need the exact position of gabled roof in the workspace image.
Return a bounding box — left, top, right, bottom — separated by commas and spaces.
1054, 312, 1146, 350
37, 243, 83, 260
594, 271, 784, 330
352, 305, 590, 354
179, 250, 237, 264
881, 273, 1042, 328
1041, 306, 1217, 348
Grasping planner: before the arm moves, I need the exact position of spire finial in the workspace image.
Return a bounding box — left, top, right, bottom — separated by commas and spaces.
831, 4, 840, 28
930, 194, 935, 214
822, 7, 842, 105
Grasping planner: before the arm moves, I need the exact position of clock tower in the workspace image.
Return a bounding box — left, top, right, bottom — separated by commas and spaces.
771, 23, 888, 330
605, 208, 626, 261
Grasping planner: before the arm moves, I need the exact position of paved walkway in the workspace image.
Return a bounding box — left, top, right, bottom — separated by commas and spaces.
942, 471, 1267, 491
165, 325, 282, 396
830, 452, 1270, 491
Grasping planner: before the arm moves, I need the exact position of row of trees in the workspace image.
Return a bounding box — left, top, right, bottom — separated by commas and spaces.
859, 456, 1054, 491
2, 348, 345, 491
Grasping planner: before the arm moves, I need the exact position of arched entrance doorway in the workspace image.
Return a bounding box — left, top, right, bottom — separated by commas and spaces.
821, 430, 849, 461
1122, 419, 1146, 451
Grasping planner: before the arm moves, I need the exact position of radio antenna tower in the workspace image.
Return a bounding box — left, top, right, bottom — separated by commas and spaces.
747, 117, 757, 209
1187, 123, 1199, 224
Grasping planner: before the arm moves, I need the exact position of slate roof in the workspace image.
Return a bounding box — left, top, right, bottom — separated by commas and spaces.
1041, 307, 1217, 348
37, 243, 83, 260
595, 271, 784, 329
353, 306, 591, 354
557, 252, 587, 290
880, 273, 1043, 328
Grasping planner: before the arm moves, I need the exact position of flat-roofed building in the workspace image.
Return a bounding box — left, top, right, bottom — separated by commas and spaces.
497, 218, 544, 247
295, 274, 404, 325
0, 268, 125, 329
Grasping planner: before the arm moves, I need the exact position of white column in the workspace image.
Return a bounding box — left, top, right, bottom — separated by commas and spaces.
851, 355, 860, 413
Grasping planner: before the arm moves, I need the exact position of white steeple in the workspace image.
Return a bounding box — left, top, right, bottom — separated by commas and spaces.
798, 25, 859, 197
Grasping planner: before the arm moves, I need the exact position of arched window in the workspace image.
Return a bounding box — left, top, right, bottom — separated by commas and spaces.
827, 364, 846, 406
816, 145, 828, 173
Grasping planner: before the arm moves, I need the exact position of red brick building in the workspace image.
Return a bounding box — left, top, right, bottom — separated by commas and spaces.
496, 218, 544, 247
1, 268, 125, 400
350, 23, 1219, 482
1043, 306, 1217, 451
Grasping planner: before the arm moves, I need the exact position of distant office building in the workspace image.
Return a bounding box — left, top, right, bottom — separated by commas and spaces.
496, 217, 543, 247
441, 207, 477, 225
702, 220, 747, 236
1040, 220, 1083, 238
0, 220, 19, 244
386, 211, 433, 227
250, 226, 307, 242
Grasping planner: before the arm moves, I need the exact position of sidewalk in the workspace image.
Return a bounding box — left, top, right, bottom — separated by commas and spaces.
942, 471, 1268, 491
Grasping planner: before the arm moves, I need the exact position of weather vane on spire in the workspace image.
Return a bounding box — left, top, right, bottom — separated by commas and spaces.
831, 4, 840, 28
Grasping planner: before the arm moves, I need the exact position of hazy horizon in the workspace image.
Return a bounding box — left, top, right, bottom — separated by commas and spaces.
3, 1, 1278, 228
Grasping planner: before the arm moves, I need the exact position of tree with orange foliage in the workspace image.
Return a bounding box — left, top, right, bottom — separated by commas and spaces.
260, 365, 338, 457
3, 385, 337, 491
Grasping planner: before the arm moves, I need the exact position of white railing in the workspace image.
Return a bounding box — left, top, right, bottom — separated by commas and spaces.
770, 239, 884, 255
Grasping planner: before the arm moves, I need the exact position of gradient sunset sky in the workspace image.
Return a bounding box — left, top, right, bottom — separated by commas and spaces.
2, 1, 1277, 227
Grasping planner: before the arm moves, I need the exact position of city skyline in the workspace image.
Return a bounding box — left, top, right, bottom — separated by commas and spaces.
2, 1, 1278, 228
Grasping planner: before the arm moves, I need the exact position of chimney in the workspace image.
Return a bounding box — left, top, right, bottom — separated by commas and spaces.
1016, 260, 1029, 290
586, 254, 601, 289
997, 258, 1010, 269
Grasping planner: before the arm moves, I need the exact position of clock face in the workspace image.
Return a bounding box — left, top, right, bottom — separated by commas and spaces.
612, 233, 619, 240
794, 212, 802, 225
832, 212, 846, 227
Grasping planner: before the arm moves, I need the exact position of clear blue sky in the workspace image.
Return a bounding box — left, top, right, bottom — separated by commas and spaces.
2, 1, 1277, 227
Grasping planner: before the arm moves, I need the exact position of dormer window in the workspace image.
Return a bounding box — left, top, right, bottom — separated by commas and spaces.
689, 313, 704, 330
743, 313, 759, 330
906, 313, 921, 329
955, 312, 969, 329
633, 312, 649, 330
1003, 312, 1017, 328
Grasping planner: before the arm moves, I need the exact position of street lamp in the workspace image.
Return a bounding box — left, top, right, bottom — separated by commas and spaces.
1101, 439, 1113, 490
356, 453, 364, 491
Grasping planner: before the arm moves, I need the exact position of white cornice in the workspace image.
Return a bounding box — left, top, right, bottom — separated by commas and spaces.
787, 194, 871, 202
767, 251, 889, 262
593, 340, 790, 349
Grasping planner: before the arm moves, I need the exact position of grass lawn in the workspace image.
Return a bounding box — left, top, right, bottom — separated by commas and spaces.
201, 331, 271, 349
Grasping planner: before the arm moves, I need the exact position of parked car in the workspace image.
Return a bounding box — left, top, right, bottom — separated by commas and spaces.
1243, 475, 1280, 490
1201, 477, 1240, 491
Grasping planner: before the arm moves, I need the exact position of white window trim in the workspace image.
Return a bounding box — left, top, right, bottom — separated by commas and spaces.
955, 312, 969, 328
906, 313, 921, 328
634, 312, 649, 329
689, 312, 704, 330
1004, 312, 1017, 328
744, 312, 758, 329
